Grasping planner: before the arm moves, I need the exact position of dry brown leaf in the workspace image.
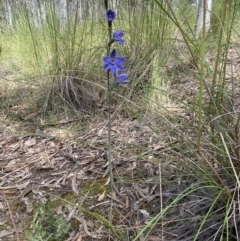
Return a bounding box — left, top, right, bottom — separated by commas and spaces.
0, 221, 6, 225
57, 117, 73, 124
78, 158, 95, 166
77, 235, 83, 241
21, 197, 33, 213
81, 218, 102, 239
134, 184, 149, 199
0, 229, 15, 238
127, 161, 136, 171
97, 127, 105, 136
56, 205, 63, 215
107, 191, 125, 206
71, 172, 79, 195
102, 176, 110, 187
76, 170, 86, 179
97, 190, 105, 202
148, 235, 162, 241
125, 195, 129, 208
139, 209, 150, 219
17, 180, 31, 190
24, 137, 36, 147
102, 160, 109, 169
67, 207, 77, 222
6, 159, 18, 170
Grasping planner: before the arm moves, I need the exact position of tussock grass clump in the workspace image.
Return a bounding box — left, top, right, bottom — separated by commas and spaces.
131, 0, 240, 240
0, 1, 106, 115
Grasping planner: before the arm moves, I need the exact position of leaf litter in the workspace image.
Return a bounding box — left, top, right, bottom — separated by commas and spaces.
0, 43, 240, 240
0, 113, 173, 240
0, 107, 236, 241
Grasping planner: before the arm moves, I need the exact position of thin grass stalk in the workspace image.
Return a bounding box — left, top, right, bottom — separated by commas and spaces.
220, 133, 240, 187
234, 115, 240, 169
193, 188, 225, 241
199, 151, 229, 190
67, 1, 79, 70
221, 185, 239, 240
154, 0, 216, 111
158, 162, 164, 241
210, 0, 233, 107
220, 0, 233, 101
23, 2, 41, 76
132, 184, 223, 241
46, 1, 60, 73
232, 185, 240, 241
197, 0, 207, 152
127, 3, 133, 48
160, 0, 199, 69
209, 24, 223, 111
220, 197, 232, 240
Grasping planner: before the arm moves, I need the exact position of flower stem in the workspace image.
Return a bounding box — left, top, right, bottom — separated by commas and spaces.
107, 69, 114, 225
105, 0, 114, 228
104, 0, 108, 10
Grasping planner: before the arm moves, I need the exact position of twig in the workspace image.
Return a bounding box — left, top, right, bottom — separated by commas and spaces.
234, 115, 240, 169
199, 151, 230, 193
2, 191, 21, 241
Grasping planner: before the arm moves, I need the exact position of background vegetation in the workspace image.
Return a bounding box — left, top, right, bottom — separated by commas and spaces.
0, 0, 240, 240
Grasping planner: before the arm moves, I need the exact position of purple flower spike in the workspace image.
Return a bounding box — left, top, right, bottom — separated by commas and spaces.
113, 30, 125, 45
106, 9, 116, 22
116, 73, 129, 84
103, 49, 126, 74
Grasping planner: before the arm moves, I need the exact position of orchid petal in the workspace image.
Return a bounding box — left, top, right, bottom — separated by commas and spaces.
103, 56, 111, 64
110, 49, 117, 59
115, 65, 125, 72
117, 73, 129, 84
113, 30, 124, 39
113, 30, 125, 45
115, 57, 126, 65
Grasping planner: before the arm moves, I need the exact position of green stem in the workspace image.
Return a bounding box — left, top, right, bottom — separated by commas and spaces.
105, 0, 114, 229
108, 22, 112, 52
107, 68, 114, 227
104, 0, 108, 10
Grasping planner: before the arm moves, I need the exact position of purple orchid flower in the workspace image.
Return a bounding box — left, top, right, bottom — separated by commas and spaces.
103, 49, 125, 74
116, 73, 129, 84
113, 30, 125, 45
106, 9, 116, 22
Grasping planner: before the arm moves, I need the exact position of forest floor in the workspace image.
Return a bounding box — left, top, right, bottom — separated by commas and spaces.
0, 43, 240, 241
0, 100, 173, 241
